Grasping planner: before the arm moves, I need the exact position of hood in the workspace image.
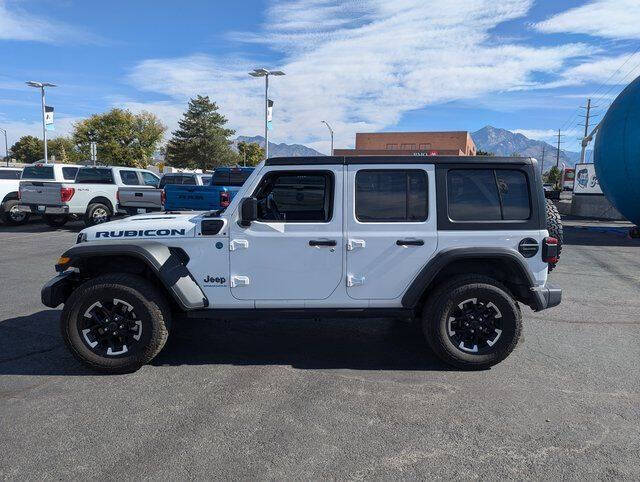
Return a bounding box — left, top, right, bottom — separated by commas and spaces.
81, 212, 201, 242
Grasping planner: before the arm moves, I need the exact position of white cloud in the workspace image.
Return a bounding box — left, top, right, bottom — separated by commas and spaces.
0, 0, 104, 44
534, 0, 640, 40
127, 0, 592, 154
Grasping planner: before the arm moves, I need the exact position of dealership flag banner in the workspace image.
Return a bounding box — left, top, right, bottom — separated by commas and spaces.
267, 99, 273, 130
45, 105, 54, 131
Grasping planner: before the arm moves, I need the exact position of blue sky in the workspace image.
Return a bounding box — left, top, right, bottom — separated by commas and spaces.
1, 0, 640, 154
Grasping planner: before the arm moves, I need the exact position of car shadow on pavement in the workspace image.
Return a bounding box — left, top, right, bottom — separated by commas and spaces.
0, 220, 84, 234
0, 311, 451, 375
563, 226, 639, 247
154, 316, 452, 372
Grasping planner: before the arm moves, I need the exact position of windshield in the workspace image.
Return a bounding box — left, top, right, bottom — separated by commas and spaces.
21, 165, 54, 180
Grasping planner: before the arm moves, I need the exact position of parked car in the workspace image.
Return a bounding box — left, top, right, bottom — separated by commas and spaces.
0, 167, 25, 225
117, 172, 211, 215
19, 166, 159, 227
44, 155, 562, 373
3, 163, 80, 226
163, 167, 253, 211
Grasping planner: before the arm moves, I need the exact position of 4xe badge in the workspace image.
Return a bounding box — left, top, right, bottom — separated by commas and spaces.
203, 275, 226, 287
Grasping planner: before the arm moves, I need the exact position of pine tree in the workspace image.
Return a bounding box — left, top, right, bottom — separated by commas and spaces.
165, 96, 237, 170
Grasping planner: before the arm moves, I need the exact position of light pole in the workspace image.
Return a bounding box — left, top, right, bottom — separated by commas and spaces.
26, 81, 56, 163
249, 68, 285, 159
321, 121, 334, 155
0, 127, 7, 166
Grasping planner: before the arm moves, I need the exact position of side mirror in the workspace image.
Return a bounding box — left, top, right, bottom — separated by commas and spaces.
239, 197, 258, 226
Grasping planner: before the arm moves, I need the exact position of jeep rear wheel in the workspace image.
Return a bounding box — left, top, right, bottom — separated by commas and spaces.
60, 273, 170, 373
423, 275, 521, 370
2, 199, 30, 226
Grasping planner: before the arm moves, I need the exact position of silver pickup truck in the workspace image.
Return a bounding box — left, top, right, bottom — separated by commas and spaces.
117, 172, 211, 215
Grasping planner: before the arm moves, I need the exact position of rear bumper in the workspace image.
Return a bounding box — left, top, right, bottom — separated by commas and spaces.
117, 204, 162, 215
531, 283, 562, 312
18, 204, 69, 215
41, 271, 75, 308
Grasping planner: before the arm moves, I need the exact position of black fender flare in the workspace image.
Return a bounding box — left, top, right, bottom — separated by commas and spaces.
401, 247, 537, 309
44, 240, 208, 310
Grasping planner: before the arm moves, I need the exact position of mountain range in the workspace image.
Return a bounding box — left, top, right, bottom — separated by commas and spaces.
471, 126, 588, 167
233, 136, 323, 157
232, 127, 589, 168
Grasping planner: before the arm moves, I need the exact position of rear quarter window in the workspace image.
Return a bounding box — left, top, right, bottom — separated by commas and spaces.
446, 169, 530, 221
0, 169, 21, 180
76, 168, 114, 184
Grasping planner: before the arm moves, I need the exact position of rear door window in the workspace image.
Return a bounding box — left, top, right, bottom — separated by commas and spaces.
0, 169, 21, 180
181, 175, 197, 185
21, 166, 54, 180
62, 167, 78, 180
76, 168, 114, 184
355, 170, 428, 222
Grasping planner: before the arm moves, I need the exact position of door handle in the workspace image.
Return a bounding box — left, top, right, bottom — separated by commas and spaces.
134, 192, 143, 197
396, 239, 424, 246
309, 240, 337, 247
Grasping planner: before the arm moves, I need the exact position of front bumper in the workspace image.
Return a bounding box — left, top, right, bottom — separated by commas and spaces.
41, 271, 75, 308
18, 204, 69, 215
531, 283, 562, 312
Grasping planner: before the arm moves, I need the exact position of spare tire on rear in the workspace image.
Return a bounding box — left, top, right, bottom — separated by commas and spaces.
545, 199, 563, 272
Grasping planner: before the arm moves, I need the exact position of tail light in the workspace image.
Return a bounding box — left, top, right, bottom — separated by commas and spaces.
116, 190, 120, 203
60, 187, 75, 203
17, 187, 21, 200
220, 191, 231, 208
161, 189, 166, 206
542, 237, 559, 264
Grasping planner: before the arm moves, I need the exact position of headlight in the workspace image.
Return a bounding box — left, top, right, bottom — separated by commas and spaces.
76, 232, 88, 244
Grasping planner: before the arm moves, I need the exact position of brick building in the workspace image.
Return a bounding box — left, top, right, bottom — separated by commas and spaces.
333, 131, 476, 156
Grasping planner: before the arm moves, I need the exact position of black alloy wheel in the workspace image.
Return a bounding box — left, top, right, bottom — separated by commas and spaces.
79, 298, 144, 357
445, 298, 503, 354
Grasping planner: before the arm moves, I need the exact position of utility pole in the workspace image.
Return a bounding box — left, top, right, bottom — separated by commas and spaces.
579, 98, 598, 163
540, 144, 545, 174
555, 129, 563, 169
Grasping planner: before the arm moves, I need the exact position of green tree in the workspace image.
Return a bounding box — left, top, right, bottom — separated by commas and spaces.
545, 166, 562, 189
237, 141, 265, 166
73, 108, 165, 167
165, 95, 236, 170
48, 137, 81, 164
10, 135, 43, 163
476, 149, 494, 156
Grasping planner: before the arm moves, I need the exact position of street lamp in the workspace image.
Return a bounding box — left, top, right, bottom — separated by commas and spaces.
321, 121, 334, 155
26, 81, 57, 163
248, 68, 285, 159
0, 127, 7, 167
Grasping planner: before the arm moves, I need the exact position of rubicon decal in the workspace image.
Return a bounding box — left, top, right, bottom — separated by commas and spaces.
95, 229, 186, 238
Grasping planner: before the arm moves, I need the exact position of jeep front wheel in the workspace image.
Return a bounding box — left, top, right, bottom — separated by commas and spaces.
60, 273, 170, 373
423, 275, 521, 370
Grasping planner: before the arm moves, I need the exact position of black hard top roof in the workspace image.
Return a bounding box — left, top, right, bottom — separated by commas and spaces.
265, 155, 535, 166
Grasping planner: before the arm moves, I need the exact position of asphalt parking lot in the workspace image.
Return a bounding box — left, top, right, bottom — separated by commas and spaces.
1, 219, 639, 479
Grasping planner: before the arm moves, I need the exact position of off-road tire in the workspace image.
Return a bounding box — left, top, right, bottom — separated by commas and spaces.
60, 273, 171, 374
43, 214, 69, 228
2, 199, 30, 225
84, 202, 111, 227
545, 199, 563, 272
422, 275, 522, 370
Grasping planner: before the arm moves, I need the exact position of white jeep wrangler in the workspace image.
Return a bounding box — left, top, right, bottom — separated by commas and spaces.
43, 156, 562, 373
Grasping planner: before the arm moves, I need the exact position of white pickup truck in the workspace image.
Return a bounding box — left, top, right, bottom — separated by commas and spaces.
19, 166, 160, 228
2, 164, 80, 225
